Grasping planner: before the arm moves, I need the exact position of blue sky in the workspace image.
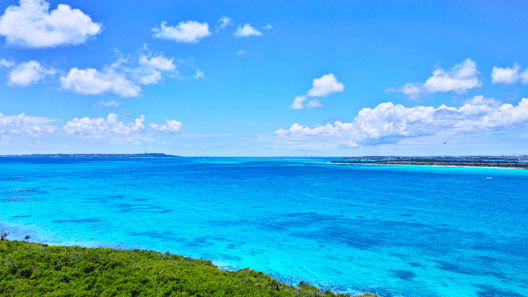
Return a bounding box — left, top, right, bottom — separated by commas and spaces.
1, 0, 527, 156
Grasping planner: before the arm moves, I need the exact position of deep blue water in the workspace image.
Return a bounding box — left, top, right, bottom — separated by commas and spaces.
1, 157, 527, 297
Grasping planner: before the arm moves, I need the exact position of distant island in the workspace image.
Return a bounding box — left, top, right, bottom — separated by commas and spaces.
330, 155, 528, 169
0, 153, 179, 158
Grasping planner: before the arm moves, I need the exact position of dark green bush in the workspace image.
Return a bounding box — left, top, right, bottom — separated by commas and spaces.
0, 240, 374, 297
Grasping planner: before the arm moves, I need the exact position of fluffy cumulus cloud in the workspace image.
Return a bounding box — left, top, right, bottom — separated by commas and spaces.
8, 60, 55, 86
216, 16, 232, 32
290, 96, 307, 110
62, 114, 184, 143
276, 96, 528, 149
150, 119, 183, 134
307, 74, 345, 97
290, 74, 344, 109
135, 54, 176, 85
0, 0, 102, 48
491, 63, 528, 85
153, 21, 211, 43
388, 59, 481, 100
60, 67, 141, 97
233, 24, 263, 37
0, 59, 14, 67
60, 49, 177, 96
0, 112, 183, 145
0, 112, 56, 144
63, 113, 148, 142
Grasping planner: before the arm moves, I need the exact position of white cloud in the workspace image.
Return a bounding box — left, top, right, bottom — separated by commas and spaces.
233, 23, 263, 37
63, 113, 147, 142
262, 24, 273, 30
491, 63, 528, 85
306, 99, 323, 108
135, 69, 161, 85
194, 69, 204, 79
0, 112, 183, 145
388, 59, 481, 100
93, 100, 119, 108
276, 96, 528, 149
491, 63, 520, 84
139, 54, 175, 71
136, 54, 176, 85
0, 59, 14, 67
60, 49, 178, 96
521, 69, 528, 84
63, 114, 183, 142
150, 119, 182, 134
289, 96, 324, 110
0, 0, 102, 48
237, 50, 246, 56
8, 60, 55, 87
307, 73, 345, 97
0, 112, 56, 144
153, 21, 211, 43
289, 74, 344, 109
216, 16, 232, 32
290, 95, 307, 110
60, 67, 140, 97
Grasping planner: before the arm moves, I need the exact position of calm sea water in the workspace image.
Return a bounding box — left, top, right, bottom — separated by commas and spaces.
1, 157, 527, 297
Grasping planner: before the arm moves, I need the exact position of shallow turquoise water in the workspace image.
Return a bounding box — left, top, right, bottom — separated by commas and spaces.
1, 157, 527, 297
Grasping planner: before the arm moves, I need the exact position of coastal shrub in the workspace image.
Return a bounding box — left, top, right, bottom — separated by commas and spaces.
0, 229, 8, 240
0, 240, 372, 297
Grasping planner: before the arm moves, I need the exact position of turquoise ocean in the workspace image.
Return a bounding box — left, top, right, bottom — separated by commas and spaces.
0, 157, 527, 297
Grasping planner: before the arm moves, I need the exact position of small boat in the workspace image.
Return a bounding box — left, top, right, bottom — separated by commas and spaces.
486, 177, 493, 179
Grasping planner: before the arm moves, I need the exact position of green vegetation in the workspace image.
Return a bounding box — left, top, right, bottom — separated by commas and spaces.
0, 240, 379, 297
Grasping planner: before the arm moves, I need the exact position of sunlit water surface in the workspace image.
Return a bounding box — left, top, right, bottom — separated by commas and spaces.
1, 157, 527, 297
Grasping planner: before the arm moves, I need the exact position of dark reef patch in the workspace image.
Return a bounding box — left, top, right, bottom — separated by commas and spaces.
157, 209, 173, 213
393, 269, 416, 280
53, 218, 101, 224
2, 197, 43, 202
436, 262, 479, 276
114, 203, 171, 214
476, 285, 525, 297
218, 254, 242, 261
107, 195, 125, 199
186, 237, 213, 248
127, 230, 186, 243
225, 243, 237, 250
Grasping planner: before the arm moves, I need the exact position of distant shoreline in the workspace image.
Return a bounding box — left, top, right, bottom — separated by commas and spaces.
0, 153, 179, 158
329, 161, 528, 170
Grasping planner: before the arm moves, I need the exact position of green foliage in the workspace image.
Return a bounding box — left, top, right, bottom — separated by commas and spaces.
0, 240, 371, 297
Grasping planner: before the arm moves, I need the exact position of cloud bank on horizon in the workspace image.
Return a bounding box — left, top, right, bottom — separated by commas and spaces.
0, 112, 182, 145
0, 0, 527, 155
275, 96, 528, 149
